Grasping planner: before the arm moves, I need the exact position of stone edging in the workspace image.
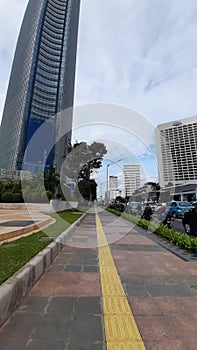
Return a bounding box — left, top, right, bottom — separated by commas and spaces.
0, 212, 87, 327
0, 217, 53, 243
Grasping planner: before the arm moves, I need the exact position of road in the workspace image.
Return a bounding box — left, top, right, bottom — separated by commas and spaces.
171, 218, 185, 234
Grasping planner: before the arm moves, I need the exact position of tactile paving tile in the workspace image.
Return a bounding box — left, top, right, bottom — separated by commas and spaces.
101, 281, 126, 296
100, 266, 117, 274
96, 212, 146, 350
104, 315, 142, 341
100, 272, 121, 284
99, 254, 115, 266
107, 341, 146, 350
103, 297, 131, 315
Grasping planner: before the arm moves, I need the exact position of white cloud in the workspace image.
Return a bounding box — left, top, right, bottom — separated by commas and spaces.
0, 0, 27, 119
75, 0, 197, 124
0, 0, 196, 188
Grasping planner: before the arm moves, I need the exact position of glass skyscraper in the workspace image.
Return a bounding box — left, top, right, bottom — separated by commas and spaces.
0, 0, 81, 173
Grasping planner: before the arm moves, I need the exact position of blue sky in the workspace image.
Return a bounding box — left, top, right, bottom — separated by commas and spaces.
0, 0, 197, 189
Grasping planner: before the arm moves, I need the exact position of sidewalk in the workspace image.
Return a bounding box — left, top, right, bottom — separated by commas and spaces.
0, 209, 197, 349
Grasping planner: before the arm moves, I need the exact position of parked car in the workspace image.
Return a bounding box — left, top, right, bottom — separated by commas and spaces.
166, 201, 192, 218
126, 201, 142, 215
182, 202, 197, 235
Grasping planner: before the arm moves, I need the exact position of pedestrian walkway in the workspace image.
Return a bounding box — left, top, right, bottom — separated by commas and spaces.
0, 209, 197, 349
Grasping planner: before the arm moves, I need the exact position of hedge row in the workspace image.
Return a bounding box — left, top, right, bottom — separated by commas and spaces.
1, 190, 52, 203
107, 208, 197, 254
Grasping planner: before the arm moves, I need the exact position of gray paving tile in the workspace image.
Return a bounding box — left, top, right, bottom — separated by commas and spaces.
124, 283, 149, 297
0, 313, 42, 338
67, 342, 106, 350
145, 285, 174, 297
47, 297, 75, 314
84, 258, 98, 265
83, 265, 98, 273
19, 296, 49, 314
31, 314, 71, 341
70, 315, 104, 342
111, 244, 164, 251
27, 339, 66, 350
47, 264, 65, 272
0, 337, 27, 350
171, 285, 197, 297
75, 297, 102, 316
64, 265, 82, 272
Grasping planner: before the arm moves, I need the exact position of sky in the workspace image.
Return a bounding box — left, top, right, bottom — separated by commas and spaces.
0, 0, 197, 191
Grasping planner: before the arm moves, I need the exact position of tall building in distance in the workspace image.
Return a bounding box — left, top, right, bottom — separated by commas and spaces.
109, 175, 119, 200
155, 116, 197, 187
122, 164, 140, 197
0, 0, 81, 173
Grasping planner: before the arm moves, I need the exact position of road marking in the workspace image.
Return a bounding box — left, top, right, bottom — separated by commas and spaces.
96, 212, 146, 350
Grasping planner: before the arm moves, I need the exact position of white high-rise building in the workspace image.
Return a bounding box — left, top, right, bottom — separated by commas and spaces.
122, 164, 140, 197
155, 116, 197, 187
109, 176, 119, 200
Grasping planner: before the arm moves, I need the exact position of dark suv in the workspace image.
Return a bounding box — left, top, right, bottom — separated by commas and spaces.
182, 202, 197, 235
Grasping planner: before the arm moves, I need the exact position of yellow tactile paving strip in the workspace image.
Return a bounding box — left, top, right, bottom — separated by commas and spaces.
96, 212, 146, 350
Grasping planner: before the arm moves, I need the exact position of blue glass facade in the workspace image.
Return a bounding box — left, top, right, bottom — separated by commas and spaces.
0, 0, 80, 173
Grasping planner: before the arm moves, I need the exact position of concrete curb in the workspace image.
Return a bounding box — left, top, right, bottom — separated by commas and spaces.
0, 211, 87, 327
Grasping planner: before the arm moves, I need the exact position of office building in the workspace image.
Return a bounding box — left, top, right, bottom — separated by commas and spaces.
155, 116, 197, 187
0, 0, 81, 173
122, 164, 140, 197
109, 175, 119, 200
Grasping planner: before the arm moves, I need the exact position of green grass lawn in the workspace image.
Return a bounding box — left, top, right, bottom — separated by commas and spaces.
45, 209, 83, 239
0, 209, 83, 285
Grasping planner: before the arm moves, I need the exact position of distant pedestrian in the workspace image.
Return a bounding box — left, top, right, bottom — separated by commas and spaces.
142, 203, 153, 220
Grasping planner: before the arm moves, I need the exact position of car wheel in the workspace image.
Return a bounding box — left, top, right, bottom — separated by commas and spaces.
172, 211, 177, 218
184, 223, 191, 234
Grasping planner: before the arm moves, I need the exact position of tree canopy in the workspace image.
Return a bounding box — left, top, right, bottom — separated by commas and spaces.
63, 141, 107, 182
62, 141, 107, 201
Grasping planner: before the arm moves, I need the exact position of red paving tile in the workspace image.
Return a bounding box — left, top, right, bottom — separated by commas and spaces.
164, 313, 197, 338
30, 272, 101, 297
145, 337, 197, 350
112, 250, 183, 275
154, 296, 197, 317
114, 234, 158, 245
128, 297, 163, 316
135, 315, 170, 340
112, 250, 197, 275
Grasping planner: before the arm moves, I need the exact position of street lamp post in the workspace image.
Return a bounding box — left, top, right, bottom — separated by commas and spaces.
106, 159, 122, 204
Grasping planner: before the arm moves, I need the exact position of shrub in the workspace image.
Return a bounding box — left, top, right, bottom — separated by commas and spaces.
12, 192, 22, 203
12, 183, 21, 193
36, 184, 45, 193
1, 192, 13, 203
107, 208, 197, 254
41, 191, 52, 202
31, 192, 41, 203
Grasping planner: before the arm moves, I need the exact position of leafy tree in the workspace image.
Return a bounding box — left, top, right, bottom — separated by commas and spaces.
12, 183, 21, 193
62, 141, 107, 202
44, 172, 60, 197
63, 141, 107, 183
78, 179, 97, 201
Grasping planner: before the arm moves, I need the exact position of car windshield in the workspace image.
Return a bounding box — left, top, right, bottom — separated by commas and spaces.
131, 202, 139, 208
179, 202, 191, 206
